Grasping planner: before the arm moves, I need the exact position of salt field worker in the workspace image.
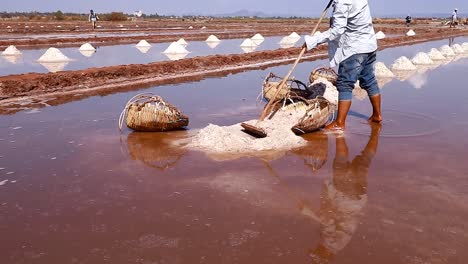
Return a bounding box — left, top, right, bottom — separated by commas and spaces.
450, 8, 458, 28
405, 15, 412, 27
89, 9, 99, 29
304, 0, 382, 131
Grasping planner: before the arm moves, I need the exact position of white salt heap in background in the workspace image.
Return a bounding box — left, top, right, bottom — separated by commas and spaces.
428, 48, 446, 60
78, 43, 96, 51
2, 45, 22, 56
288, 32, 301, 40
136, 40, 151, 47
391, 56, 417, 71
279, 36, 297, 45
206, 35, 220, 42
240, 38, 257, 48
451, 44, 465, 54
176, 38, 188, 46
163, 42, 189, 54
37, 47, 72, 62
251, 33, 264, 41
188, 26, 193, 29
411, 52, 434, 65
201, 26, 207, 29
374, 62, 394, 78
462, 43, 468, 52
406, 30, 416, 36
375, 31, 386, 40
439, 45, 455, 57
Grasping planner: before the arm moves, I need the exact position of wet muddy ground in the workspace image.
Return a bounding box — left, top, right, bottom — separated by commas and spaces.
1, 37, 468, 263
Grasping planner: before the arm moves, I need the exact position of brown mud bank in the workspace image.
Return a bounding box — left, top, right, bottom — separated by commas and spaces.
0, 30, 467, 111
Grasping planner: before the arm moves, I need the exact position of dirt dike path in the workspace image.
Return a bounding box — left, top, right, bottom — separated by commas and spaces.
0, 29, 467, 114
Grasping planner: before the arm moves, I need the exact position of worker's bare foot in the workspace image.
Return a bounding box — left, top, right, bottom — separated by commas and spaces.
323, 121, 345, 131
368, 114, 382, 123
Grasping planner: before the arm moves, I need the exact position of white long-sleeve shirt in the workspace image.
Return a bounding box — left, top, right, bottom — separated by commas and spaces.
310, 0, 378, 67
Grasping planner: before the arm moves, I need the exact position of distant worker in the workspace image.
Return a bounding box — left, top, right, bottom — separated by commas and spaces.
450, 8, 458, 28
405, 15, 412, 27
304, 0, 382, 131
89, 9, 99, 29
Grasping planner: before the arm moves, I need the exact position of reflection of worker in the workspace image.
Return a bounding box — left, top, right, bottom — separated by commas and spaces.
89, 9, 99, 29
450, 8, 458, 28
405, 15, 412, 27
304, 0, 382, 131
309, 124, 381, 264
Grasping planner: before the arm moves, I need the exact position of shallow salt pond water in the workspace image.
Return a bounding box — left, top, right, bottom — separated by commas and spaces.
1, 37, 468, 263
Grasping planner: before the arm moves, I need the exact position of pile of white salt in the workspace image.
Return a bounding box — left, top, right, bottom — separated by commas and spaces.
2, 45, 22, 56
251, 33, 264, 41
288, 32, 301, 40
428, 48, 446, 60
374, 62, 394, 78
406, 30, 416, 36
37, 47, 72, 62
240, 38, 256, 48
375, 31, 386, 40
411, 52, 434, 65
206, 35, 220, 42
439, 45, 455, 57
176, 38, 188, 46
136, 40, 151, 48
163, 42, 189, 54
78, 43, 96, 51
391, 56, 417, 71
451, 44, 465, 54
279, 36, 297, 45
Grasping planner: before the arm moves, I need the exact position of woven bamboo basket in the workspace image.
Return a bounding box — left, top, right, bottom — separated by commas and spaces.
119, 93, 189, 132
292, 97, 335, 135
262, 72, 311, 101
309, 66, 338, 85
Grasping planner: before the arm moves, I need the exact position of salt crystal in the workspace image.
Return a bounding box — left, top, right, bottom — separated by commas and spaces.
176, 38, 188, 46
6, 172, 14, 175
428, 48, 446, 60
288, 32, 301, 40
206, 35, 220, 42
411, 52, 434, 65
406, 30, 416, 36
451, 44, 465, 54
2, 45, 22, 56
79, 43, 96, 51
391, 56, 417, 71
375, 31, 386, 40
251, 33, 264, 41
136, 40, 151, 47
37, 47, 72, 62
163, 42, 189, 54
374, 62, 394, 78
439, 45, 455, 57
0, 180, 7, 186
240, 38, 256, 48
12, 126, 22, 130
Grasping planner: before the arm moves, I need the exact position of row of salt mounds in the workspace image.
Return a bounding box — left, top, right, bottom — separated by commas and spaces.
439, 45, 455, 57
463, 43, 468, 52
176, 38, 188, 46
411, 52, 434, 65
163, 42, 189, 54
406, 30, 416, 36
136, 40, 151, 48
391, 56, 417, 71
428, 48, 446, 60
374, 62, 394, 78
2, 45, 22, 56
37, 47, 72, 62
240, 38, 257, 48
206, 35, 220, 42
375, 31, 386, 40
79, 43, 96, 51
451, 44, 465, 54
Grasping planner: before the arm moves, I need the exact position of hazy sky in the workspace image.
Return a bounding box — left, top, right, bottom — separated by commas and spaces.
2, 0, 466, 16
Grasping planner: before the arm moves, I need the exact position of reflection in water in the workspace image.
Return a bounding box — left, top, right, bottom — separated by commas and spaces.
79, 49, 96, 58
2, 55, 22, 64
241, 46, 257, 53
38, 61, 69, 73
163, 52, 189, 61
125, 132, 188, 171
308, 124, 381, 263
206, 41, 220, 49
136, 46, 151, 54
292, 133, 329, 172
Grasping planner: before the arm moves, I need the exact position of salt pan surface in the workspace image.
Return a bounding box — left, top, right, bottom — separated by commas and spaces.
411, 52, 434, 65
428, 48, 446, 60
374, 62, 394, 78
163, 42, 189, 54
2, 45, 22, 56
136, 40, 151, 47
406, 30, 416, 36
439, 45, 455, 57
78, 43, 96, 51
37, 47, 72, 62
240, 38, 257, 48
452, 44, 465, 54
375, 31, 386, 40
391, 56, 417, 71
251, 33, 264, 40
206, 35, 220, 42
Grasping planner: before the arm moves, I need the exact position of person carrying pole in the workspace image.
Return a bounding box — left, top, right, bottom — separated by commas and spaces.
89, 9, 99, 30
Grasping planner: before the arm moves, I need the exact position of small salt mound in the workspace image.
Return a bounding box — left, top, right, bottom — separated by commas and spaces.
57, 25, 62, 28
136, 40, 151, 47
288, 32, 301, 40
411, 52, 434, 65
189, 26, 193, 29
391, 56, 417, 71
279, 36, 297, 45
176, 38, 188, 46
313, 31, 321, 36
7, 26, 11, 29
375, 31, 386, 40
439, 45, 455, 57
406, 30, 416, 36
206, 35, 220, 42
163, 42, 189, 54
462, 43, 468, 52
2, 45, 22, 56
374, 62, 394, 78
428, 48, 446, 60
240, 38, 257, 48
251, 33, 264, 41
79, 43, 96, 51
201, 26, 207, 29
37, 47, 72, 63
452, 44, 465, 54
